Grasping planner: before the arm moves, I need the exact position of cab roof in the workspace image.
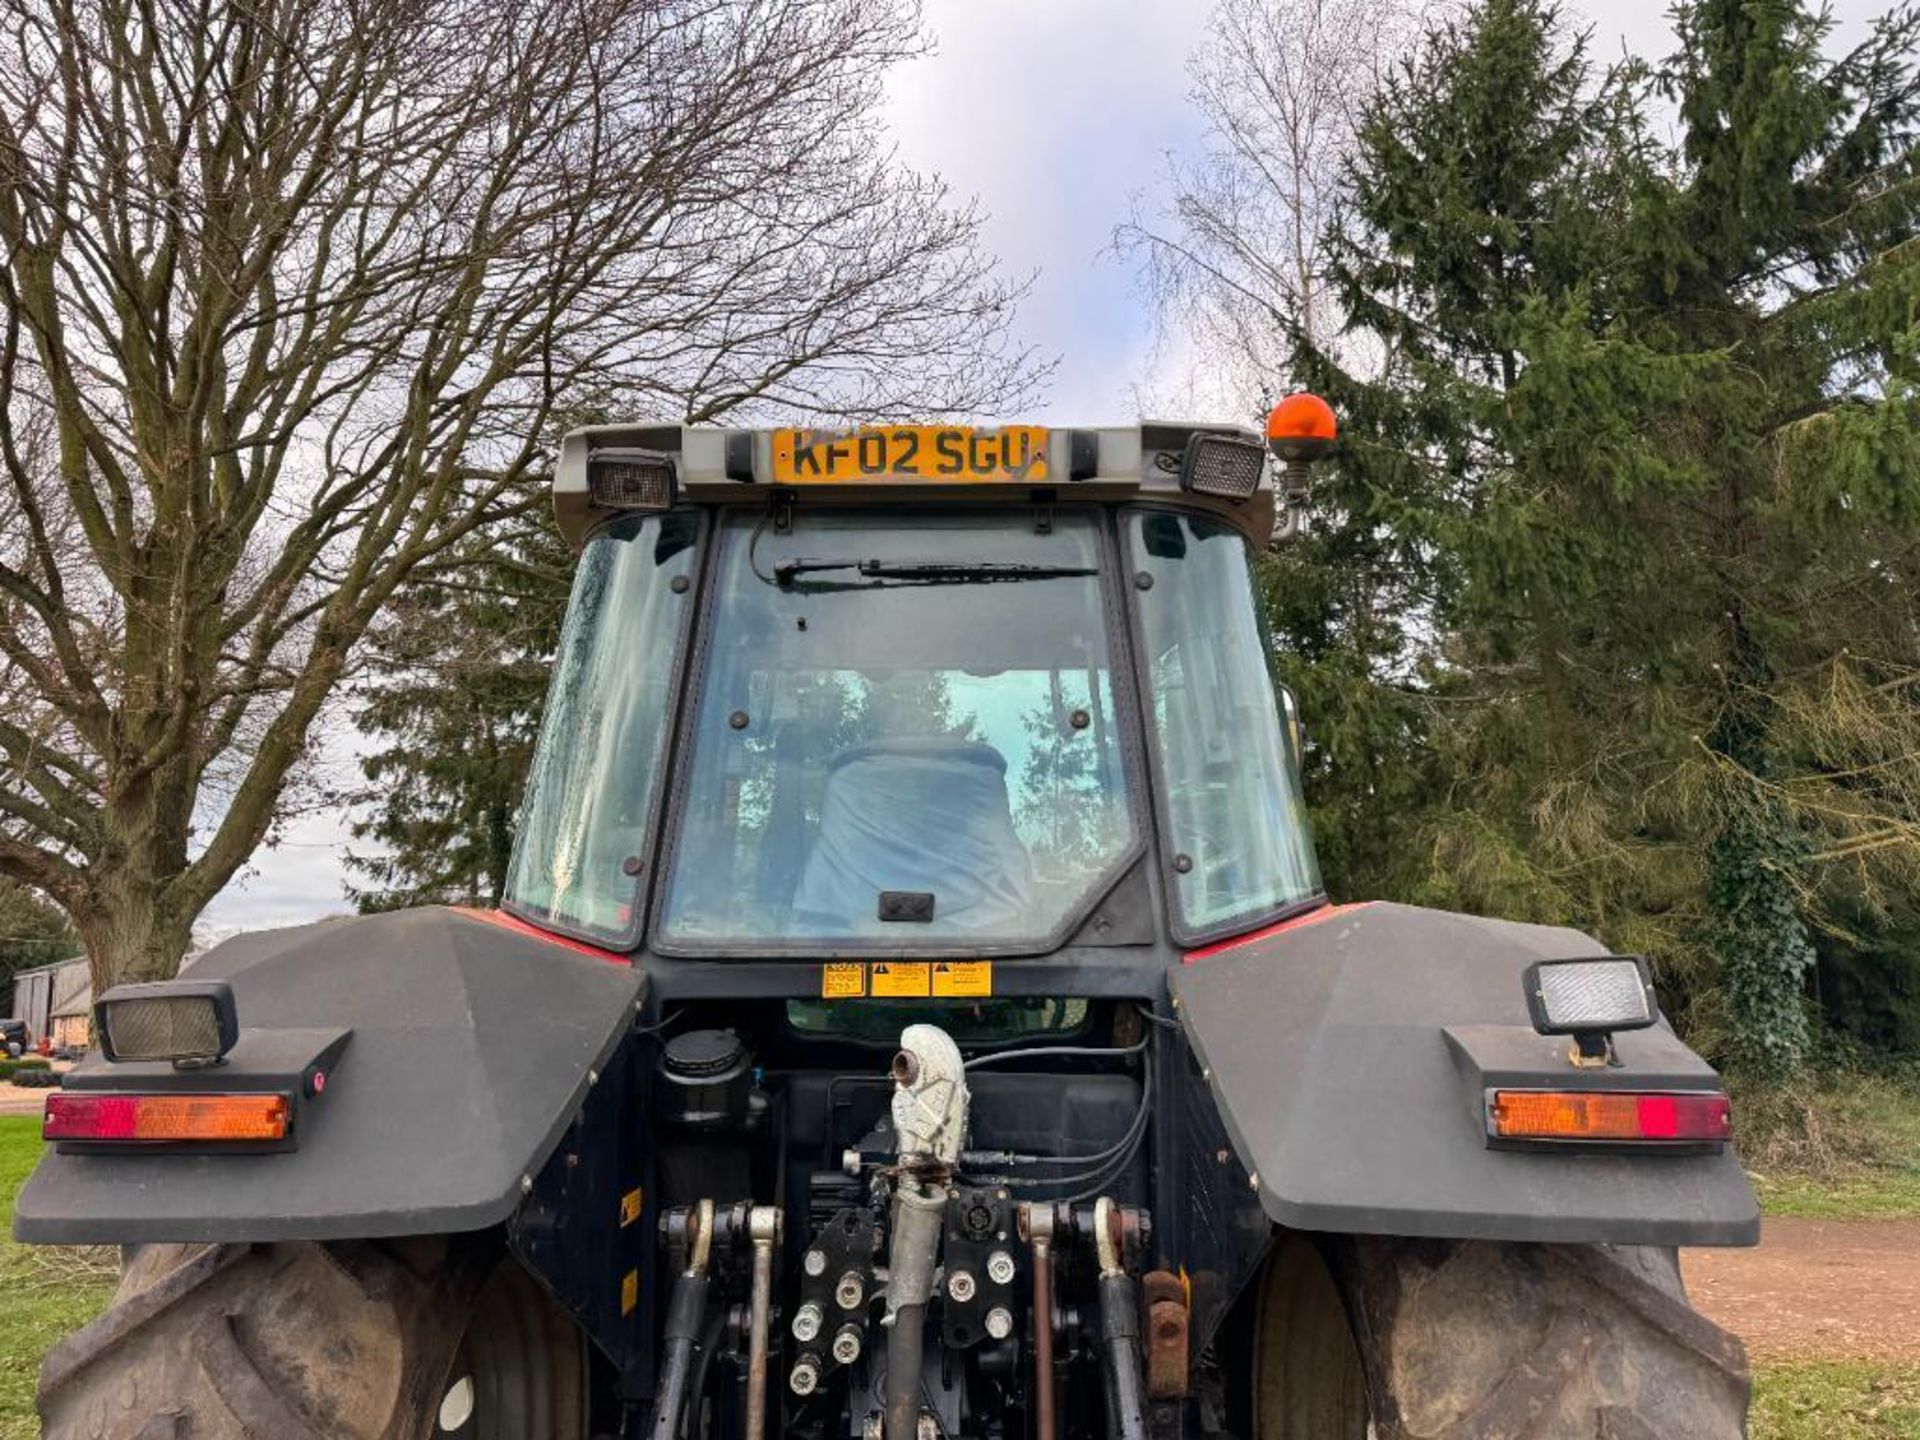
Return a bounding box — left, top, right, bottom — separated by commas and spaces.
552, 421, 1281, 550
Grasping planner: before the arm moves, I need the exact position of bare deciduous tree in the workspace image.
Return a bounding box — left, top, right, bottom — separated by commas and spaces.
1118, 0, 1425, 413
0, 0, 1045, 988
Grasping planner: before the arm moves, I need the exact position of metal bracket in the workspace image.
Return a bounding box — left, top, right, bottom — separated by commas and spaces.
1032, 489, 1056, 535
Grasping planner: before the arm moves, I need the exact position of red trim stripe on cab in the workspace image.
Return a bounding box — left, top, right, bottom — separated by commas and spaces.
453, 907, 632, 965
1181, 901, 1374, 964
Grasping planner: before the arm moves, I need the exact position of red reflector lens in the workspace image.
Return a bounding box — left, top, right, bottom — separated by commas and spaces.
1489, 1090, 1730, 1144
45, 1093, 290, 1144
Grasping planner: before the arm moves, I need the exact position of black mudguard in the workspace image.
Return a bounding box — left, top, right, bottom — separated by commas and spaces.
14, 907, 643, 1245
1170, 901, 1760, 1247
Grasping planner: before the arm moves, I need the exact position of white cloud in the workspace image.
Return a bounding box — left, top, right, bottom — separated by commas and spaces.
199, 716, 364, 936
884, 0, 1214, 421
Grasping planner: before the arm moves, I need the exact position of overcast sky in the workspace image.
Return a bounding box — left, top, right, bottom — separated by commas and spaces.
198, 0, 1888, 937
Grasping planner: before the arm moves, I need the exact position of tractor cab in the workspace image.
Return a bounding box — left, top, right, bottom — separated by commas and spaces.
503, 412, 1331, 961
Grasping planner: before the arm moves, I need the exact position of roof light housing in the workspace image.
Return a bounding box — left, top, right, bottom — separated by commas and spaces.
1180, 432, 1267, 503
588, 447, 678, 512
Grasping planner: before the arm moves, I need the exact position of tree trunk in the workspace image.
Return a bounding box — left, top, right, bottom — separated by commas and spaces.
74, 872, 196, 993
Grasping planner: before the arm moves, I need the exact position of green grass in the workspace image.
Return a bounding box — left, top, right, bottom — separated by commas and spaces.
1736, 1070, 1920, 1220
0, 1116, 113, 1439
1753, 1360, 1920, 1439
1750, 1167, 1920, 1220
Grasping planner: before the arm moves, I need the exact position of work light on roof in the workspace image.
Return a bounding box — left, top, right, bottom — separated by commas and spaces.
588, 447, 678, 512
1180, 432, 1267, 503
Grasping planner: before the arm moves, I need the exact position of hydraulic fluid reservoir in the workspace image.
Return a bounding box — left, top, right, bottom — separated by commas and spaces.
658, 1029, 755, 1130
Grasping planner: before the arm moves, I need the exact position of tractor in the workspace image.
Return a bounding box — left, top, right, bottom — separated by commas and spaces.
18, 399, 1756, 1439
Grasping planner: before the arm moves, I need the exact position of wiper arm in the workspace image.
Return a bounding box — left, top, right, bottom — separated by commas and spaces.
772, 558, 1097, 588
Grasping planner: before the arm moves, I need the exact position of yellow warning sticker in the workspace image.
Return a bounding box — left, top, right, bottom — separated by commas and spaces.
621, 1269, 639, 1315
870, 961, 932, 998
821, 962, 867, 999
619, 1187, 643, 1228
933, 961, 992, 997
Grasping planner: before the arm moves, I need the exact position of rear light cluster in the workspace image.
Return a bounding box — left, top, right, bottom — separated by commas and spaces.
44, 1092, 290, 1144
1488, 1089, 1731, 1145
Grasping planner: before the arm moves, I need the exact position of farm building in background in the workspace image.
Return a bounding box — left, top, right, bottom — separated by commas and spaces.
10, 956, 92, 1049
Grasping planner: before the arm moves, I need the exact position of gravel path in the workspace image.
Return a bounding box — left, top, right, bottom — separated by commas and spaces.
1685, 1219, 1920, 1362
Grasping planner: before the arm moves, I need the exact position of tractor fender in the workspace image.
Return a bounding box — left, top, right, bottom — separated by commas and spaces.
1169, 901, 1759, 1248
14, 906, 644, 1245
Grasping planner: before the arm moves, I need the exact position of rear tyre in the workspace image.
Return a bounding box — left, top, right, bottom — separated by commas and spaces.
1253, 1234, 1750, 1439
38, 1240, 588, 1440
1253, 1235, 1369, 1439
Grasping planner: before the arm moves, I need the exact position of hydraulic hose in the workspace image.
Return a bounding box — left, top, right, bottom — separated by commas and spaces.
1099, 1272, 1148, 1440
646, 1200, 715, 1440
1094, 1198, 1148, 1440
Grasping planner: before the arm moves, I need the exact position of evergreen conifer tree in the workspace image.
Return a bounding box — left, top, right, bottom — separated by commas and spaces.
344, 486, 570, 911
1291, 0, 1920, 1073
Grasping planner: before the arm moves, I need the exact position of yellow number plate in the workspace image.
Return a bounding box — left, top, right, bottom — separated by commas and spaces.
772, 426, 1049, 485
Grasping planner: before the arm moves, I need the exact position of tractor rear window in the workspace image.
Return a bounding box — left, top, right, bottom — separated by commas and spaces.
657, 508, 1136, 952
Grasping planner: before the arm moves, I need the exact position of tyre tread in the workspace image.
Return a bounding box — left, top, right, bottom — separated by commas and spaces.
38, 1239, 478, 1440
1335, 1236, 1750, 1440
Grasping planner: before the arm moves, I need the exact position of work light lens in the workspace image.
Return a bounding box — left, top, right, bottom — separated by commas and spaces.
588, 449, 677, 511
95, 981, 238, 1063
1180, 434, 1266, 502
1526, 958, 1654, 1034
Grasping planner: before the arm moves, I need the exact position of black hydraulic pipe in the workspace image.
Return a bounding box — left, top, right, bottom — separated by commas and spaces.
646, 1271, 712, 1440
682, 1308, 728, 1440
1098, 1272, 1148, 1440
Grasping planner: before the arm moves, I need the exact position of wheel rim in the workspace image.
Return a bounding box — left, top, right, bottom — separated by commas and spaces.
1252, 1236, 1370, 1440
435, 1261, 589, 1439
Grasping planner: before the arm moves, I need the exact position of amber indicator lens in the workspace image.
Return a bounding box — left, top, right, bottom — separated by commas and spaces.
1489, 1089, 1730, 1144
44, 1092, 291, 1144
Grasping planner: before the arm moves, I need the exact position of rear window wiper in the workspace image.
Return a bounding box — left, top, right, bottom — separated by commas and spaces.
771, 558, 1097, 588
